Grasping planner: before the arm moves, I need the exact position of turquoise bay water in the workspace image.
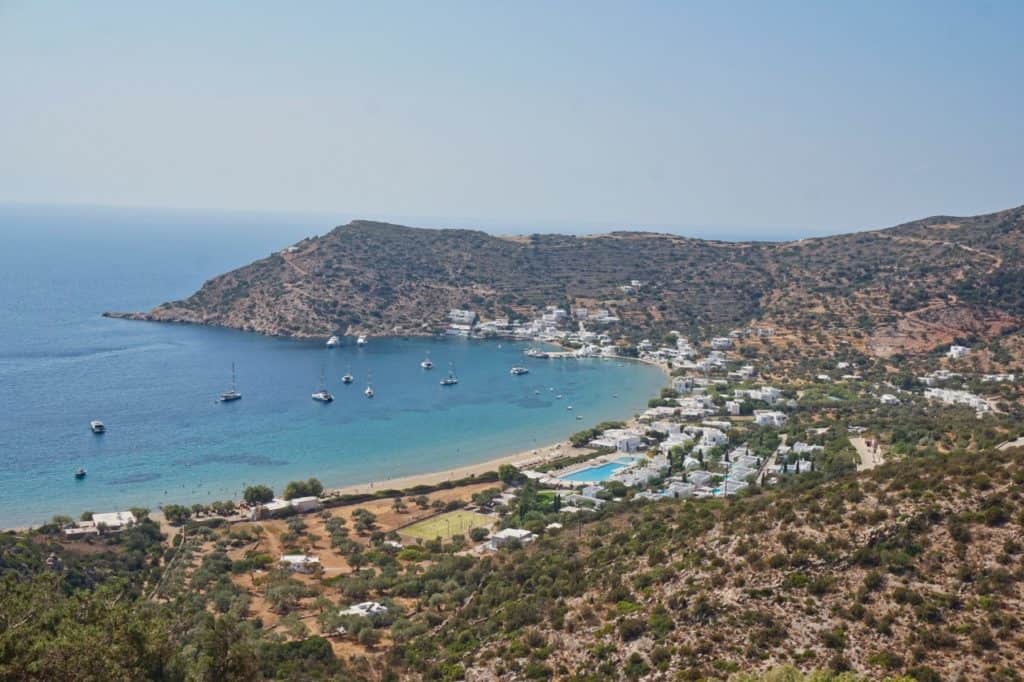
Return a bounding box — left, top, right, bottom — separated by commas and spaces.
0, 206, 664, 527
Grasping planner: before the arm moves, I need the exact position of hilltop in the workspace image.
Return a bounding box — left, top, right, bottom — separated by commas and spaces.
106, 206, 1024, 357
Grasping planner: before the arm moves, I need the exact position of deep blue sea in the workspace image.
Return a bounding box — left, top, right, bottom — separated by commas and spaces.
0, 205, 665, 527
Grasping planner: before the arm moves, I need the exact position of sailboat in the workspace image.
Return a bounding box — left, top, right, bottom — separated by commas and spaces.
341, 366, 354, 384
440, 363, 458, 386
364, 372, 374, 398
420, 351, 433, 370
311, 368, 333, 402
219, 362, 242, 402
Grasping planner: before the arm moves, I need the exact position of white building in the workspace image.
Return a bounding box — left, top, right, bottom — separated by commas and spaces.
280, 554, 320, 573
340, 601, 388, 617
947, 345, 970, 360
489, 528, 536, 549
879, 393, 901, 405
711, 337, 733, 350
754, 410, 788, 427
725, 400, 741, 416
92, 511, 137, 532
448, 309, 477, 325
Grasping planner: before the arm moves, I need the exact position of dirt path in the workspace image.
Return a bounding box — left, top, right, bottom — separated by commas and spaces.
850, 436, 885, 471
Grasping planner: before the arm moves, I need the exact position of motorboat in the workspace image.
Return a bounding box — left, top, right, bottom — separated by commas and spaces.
364, 372, 374, 398
326, 335, 341, 348
219, 362, 242, 402
356, 334, 368, 346
420, 351, 433, 370
74, 468, 87, 479
312, 368, 333, 402
342, 367, 354, 384
90, 420, 105, 434
510, 367, 529, 376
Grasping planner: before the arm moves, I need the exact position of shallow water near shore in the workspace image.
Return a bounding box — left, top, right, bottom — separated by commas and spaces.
0, 205, 664, 527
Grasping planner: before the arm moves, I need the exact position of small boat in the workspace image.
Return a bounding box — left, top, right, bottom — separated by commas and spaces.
342, 367, 354, 384
326, 335, 341, 348
510, 367, 529, 376
219, 362, 242, 402
566, 405, 573, 411
356, 334, 368, 346
575, 415, 583, 421
440, 363, 458, 386
364, 372, 374, 398
90, 420, 105, 434
555, 394, 563, 400
74, 468, 87, 479
312, 368, 333, 402
420, 351, 433, 370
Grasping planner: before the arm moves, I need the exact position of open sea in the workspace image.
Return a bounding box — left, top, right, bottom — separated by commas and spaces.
0, 204, 665, 527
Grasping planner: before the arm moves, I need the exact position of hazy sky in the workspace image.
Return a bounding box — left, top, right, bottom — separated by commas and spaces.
2, 1, 1023, 238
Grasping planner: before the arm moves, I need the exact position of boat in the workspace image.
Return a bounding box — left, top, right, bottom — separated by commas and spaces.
326, 335, 341, 348
219, 362, 242, 402
555, 394, 563, 400
364, 373, 374, 398
420, 351, 433, 370
510, 366, 529, 376
341, 367, 354, 384
440, 363, 458, 386
575, 415, 583, 420
566, 405, 573, 411
74, 468, 87, 479
90, 420, 105, 434
356, 334, 368, 346
311, 369, 333, 402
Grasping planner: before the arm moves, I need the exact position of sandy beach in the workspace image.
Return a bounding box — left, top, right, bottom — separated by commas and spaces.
323, 439, 579, 496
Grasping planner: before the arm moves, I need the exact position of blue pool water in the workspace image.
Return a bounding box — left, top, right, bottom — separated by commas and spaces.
0, 205, 665, 527
560, 458, 636, 483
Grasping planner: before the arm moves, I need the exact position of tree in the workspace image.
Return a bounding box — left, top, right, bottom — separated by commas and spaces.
498, 464, 521, 485
283, 478, 324, 500
244, 484, 274, 505
162, 504, 191, 526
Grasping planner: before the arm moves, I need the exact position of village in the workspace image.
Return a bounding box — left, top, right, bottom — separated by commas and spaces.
53, 300, 1024, 662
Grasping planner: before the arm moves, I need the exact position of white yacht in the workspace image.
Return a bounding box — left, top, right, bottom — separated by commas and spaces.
90, 420, 105, 434
326, 335, 341, 348
219, 362, 242, 402
356, 334, 368, 346
341, 366, 354, 384
312, 369, 333, 402
440, 363, 458, 386
510, 367, 529, 376
420, 351, 433, 370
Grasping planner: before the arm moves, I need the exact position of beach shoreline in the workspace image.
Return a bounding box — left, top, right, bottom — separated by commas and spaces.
6, 354, 669, 533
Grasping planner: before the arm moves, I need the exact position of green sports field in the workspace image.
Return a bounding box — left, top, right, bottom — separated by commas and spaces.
400, 510, 494, 540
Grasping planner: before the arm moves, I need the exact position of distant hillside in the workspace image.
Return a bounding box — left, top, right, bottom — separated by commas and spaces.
107, 206, 1024, 356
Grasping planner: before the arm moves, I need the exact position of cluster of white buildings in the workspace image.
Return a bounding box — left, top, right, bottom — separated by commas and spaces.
63, 510, 137, 538
924, 387, 991, 413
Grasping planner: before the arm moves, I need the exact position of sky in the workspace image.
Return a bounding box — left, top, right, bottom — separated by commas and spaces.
2, 1, 1023, 239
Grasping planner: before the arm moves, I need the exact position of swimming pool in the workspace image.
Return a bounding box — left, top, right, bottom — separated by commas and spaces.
559, 457, 636, 483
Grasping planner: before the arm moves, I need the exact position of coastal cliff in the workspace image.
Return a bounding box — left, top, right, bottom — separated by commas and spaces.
106, 207, 1024, 354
